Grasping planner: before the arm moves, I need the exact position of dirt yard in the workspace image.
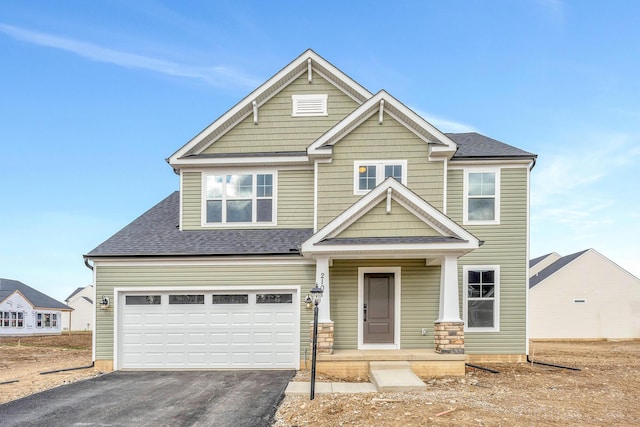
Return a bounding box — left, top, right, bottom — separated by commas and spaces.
274, 340, 640, 426
1, 337, 638, 426
0, 333, 97, 405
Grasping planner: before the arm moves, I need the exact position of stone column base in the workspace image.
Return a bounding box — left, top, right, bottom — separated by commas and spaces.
434, 321, 464, 354
310, 321, 334, 354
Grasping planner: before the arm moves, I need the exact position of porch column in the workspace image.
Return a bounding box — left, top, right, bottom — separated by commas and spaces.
435, 255, 464, 354
315, 256, 331, 322
311, 256, 333, 354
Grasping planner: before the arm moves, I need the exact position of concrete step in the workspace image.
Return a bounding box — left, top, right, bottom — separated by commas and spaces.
369, 363, 427, 392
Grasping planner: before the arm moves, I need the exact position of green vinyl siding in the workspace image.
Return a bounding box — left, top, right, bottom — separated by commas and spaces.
337, 199, 442, 238
181, 171, 201, 230
329, 259, 440, 350
181, 168, 314, 230
202, 73, 359, 154
317, 113, 444, 229
277, 169, 314, 228
448, 166, 529, 354
94, 261, 315, 361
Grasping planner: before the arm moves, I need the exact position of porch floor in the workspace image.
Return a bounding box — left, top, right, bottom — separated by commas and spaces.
317, 349, 465, 362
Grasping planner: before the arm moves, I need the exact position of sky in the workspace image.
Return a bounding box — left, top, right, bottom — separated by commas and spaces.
1, 0, 639, 302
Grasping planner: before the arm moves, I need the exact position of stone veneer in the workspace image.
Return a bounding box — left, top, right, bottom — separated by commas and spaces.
310, 321, 334, 354
434, 321, 464, 354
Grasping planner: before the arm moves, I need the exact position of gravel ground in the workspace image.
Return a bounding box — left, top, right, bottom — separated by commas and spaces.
273, 340, 640, 426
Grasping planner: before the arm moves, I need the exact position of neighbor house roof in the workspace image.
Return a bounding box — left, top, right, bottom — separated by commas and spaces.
447, 132, 536, 160
85, 192, 313, 258
0, 278, 71, 310
529, 249, 590, 289
530, 253, 554, 268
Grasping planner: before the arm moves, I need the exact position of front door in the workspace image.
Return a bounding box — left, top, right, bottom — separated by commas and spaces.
363, 273, 395, 344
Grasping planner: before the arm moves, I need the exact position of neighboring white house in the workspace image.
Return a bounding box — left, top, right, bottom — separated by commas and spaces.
0, 278, 72, 336
529, 249, 640, 339
61, 285, 93, 331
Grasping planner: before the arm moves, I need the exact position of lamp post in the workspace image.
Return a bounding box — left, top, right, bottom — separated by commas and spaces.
308, 283, 324, 400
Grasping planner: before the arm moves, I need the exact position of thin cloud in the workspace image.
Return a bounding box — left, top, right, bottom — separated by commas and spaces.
0, 23, 260, 89
413, 108, 477, 133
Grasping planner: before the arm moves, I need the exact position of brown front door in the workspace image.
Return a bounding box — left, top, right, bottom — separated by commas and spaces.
363, 273, 395, 344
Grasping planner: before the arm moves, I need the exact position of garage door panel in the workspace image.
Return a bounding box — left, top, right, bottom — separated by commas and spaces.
120, 290, 297, 369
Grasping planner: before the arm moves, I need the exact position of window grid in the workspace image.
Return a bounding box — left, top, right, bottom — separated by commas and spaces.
205, 172, 274, 224
354, 161, 407, 194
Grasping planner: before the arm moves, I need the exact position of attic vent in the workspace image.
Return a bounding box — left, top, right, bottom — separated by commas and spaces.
292, 94, 328, 117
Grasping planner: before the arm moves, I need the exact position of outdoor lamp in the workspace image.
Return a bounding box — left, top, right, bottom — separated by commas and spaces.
304, 294, 313, 310
310, 284, 324, 306
99, 296, 110, 310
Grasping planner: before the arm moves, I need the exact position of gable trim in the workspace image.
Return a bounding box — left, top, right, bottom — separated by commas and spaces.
307, 90, 458, 157
168, 49, 373, 164
301, 177, 479, 257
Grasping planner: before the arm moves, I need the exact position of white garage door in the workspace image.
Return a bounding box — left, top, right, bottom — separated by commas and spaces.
119, 289, 298, 369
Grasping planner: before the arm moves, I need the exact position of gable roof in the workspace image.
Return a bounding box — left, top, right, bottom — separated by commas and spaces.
530, 253, 554, 268
529, 249, 590, 289
447, 132, 536, 160
302, 177, 480, 257
307, 90, 457, 157
85, 192, 313, 258
168, 49, 373, 165
0, 278, 71, 310
66, 286, 86, 302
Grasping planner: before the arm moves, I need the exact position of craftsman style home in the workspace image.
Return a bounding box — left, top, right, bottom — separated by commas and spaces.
86, 50, 536, 375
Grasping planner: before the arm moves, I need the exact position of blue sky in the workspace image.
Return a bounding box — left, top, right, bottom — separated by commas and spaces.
1, 0, 639, 302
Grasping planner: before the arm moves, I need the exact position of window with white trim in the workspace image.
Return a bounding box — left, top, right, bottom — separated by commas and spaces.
204, 172, 275, 225
292, 94, 328, 116
354, 160, 407, 194
463, 265, 500, 332
464, 168, 500, 224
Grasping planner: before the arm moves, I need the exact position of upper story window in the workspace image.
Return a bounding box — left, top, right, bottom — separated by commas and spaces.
463, 168, 500, 225
204, 172, 276, 225
463, 265, 500, 332
292, 94, 328, 117
354, 160, 407, 194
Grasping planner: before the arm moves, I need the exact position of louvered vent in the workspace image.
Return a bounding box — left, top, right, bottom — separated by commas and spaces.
292, 94, 328, 116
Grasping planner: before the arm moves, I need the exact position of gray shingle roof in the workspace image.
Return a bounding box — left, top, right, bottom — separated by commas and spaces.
0, 278, 71, 310
447, 132, 536, 159
529, 249, 590, 289
530, 253, 553, 268
86, 192, 313, 257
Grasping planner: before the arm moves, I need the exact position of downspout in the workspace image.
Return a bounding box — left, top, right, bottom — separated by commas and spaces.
526, 355, 581, 371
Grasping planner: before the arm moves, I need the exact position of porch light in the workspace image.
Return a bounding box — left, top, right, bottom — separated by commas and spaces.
99, 296, 110, 310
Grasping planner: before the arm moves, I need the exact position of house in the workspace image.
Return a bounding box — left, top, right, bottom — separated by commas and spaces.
61, 285, 94, 332
0, 278, 71, 336
529, 248, 640, 339
85, 50, 537, 375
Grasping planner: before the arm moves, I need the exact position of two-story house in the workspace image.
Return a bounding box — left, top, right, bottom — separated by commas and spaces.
85, 50, 536, 376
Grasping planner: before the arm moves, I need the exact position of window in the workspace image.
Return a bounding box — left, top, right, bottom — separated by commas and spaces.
10, 312, 17, 328
52, 313, 57, 328
463, 266, 500, 332
204, 172, 275, 225
212, 294, 249, 304
292, 94, 328, 116
37, 313, 42, 328
256, 293, 293, 304
169, 295, 205, 305
126, 295, 161, 305
17, 312, 23, 328
44, 313, 51, 328
354, 160, 407, 194
464, 169, 500, 224
0, 312, 7, 327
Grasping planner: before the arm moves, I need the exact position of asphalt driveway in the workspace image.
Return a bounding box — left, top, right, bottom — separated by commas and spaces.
0, 370, 295, 427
